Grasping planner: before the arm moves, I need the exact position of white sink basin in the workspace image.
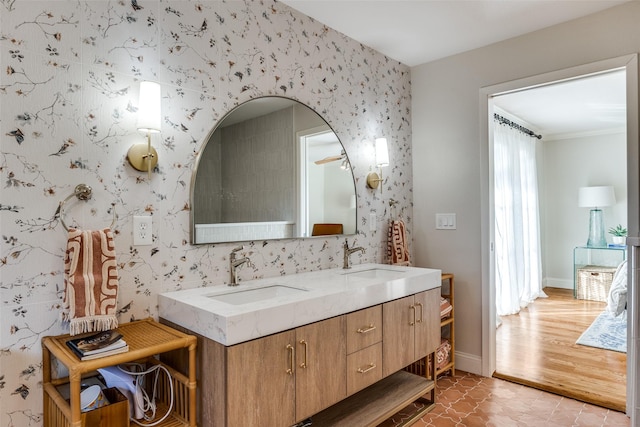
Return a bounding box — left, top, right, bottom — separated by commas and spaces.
343, 268, 406, 280
207, 285, 307, 305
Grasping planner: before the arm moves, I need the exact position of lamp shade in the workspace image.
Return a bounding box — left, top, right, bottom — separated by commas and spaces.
137, 81, 161, 133
375, 137, 389, 168
578, 186, 616, 208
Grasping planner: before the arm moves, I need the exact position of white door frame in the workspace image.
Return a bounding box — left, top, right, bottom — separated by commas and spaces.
479, 54, 638, 417
297, 126, 337, 237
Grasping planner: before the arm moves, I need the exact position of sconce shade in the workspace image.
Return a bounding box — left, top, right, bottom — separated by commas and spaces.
137, 81, 161, 133
367, 137, 389, 193
578, 186, 615, 208
375, 137, 389, 167
129, 81, 161, 177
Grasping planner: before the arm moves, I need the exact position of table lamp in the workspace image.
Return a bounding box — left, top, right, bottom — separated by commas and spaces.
578, 186, 616, 247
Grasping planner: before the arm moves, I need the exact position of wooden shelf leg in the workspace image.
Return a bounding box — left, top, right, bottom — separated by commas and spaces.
69, 374, 82, 427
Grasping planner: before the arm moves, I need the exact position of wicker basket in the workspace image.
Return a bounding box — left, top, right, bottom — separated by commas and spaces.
576, 265, 617, 302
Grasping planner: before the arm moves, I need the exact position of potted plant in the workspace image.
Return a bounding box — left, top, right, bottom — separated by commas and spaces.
608, 224, 627, 245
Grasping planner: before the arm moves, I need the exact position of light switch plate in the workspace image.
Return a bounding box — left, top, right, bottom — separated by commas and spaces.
436, 213, 456, 230
133, 215, 152, 245
369, 213, 376, 232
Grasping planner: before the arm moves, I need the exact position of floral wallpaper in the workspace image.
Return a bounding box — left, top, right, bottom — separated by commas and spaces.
0, 0, 412, 424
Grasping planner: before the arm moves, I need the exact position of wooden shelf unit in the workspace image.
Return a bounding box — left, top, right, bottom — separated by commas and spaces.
42, 318, 197, 427
312, 369, 435, 426
437, 273, 455, 377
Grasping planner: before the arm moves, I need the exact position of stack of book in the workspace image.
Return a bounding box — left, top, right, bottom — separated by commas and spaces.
66, 329, 128, 361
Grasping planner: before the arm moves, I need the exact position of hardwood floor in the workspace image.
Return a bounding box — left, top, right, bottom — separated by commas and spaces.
495, 287, 627, 412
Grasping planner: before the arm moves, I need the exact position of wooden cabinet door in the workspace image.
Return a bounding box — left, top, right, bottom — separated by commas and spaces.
295, 315, 346, 421
227, 330, 296, 426
414, 289, 440, 358
382, 295, 415, 377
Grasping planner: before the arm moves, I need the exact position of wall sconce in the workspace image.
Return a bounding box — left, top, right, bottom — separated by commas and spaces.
127, 81, 161, 179
578, 185, 616, 247
340, 156, 351, 171
366, 137, 389, 192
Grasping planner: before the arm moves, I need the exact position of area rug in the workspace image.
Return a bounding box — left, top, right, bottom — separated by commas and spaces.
576, 311, 627, 353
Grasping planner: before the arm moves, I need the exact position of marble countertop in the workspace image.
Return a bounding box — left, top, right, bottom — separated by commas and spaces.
158, 263, 441, 345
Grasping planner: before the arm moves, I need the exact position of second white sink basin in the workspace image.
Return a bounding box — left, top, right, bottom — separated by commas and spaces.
207, 285, 307, 305
343, 268, 406, 280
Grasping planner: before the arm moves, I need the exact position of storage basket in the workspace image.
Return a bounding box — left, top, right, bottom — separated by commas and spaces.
576, 265, 617, 302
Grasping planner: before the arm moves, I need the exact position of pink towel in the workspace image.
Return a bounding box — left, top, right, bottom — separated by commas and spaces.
387, 219, 410, 266
63, 228, 119, 335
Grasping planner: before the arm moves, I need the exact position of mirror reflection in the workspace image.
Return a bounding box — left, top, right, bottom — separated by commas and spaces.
192, 97, 357, 244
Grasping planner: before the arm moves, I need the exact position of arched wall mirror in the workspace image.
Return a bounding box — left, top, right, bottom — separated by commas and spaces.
191, 96, 357, 244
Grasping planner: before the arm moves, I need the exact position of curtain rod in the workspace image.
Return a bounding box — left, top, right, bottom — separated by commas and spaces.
494, 113, 542, 140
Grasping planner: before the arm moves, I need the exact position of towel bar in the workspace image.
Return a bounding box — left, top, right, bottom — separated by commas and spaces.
57, 184, 116, 232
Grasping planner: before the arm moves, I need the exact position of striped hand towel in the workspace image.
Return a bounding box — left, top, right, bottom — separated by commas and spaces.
63, 228, 119, 335
387, 219, 410, 266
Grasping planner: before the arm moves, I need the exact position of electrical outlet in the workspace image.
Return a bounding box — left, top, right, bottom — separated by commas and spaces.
369, 212, 376, 232
133, 215, 152, 245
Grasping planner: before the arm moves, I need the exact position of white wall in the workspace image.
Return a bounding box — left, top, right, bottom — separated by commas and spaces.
411, 2, 640, 373
543, 131, 627, 287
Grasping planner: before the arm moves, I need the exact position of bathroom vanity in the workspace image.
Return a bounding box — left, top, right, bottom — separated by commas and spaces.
159, 264, 441, 426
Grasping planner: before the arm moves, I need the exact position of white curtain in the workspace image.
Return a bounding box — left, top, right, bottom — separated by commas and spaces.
494, 119, 546, 316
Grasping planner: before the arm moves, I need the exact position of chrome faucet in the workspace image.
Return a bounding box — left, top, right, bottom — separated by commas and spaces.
229, 245, 250, 286
343, 239, 365, 269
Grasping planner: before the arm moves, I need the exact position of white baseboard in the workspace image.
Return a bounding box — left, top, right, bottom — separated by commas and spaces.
543, 277, 573, 290
454, 351, 482, 376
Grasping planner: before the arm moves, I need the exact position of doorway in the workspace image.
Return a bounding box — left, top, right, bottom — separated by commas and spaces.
480, 54, 639, 416
297, 127, 355, 237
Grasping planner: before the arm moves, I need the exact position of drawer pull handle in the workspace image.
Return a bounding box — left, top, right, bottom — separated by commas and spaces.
286, 344, 294, 375
357, 363, 376, 374
299, 340, 308, 369
357, 324, 376, 334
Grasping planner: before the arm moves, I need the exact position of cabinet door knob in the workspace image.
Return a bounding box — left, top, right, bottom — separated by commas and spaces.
299, 339, 308, 369
409, 304, 416, 326
415, 302, 423, 323
286, 344, 294, 375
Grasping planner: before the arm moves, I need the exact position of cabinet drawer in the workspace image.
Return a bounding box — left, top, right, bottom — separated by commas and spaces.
347, 342, 382, 396
346, 305, 382, 354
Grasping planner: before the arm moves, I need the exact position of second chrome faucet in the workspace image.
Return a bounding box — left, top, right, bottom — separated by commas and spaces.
343, 239, 365, 269
229, 245, 250, 286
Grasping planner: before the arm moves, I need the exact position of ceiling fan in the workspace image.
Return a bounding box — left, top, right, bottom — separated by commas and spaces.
314, 150, 345, 165
314, 150, 351, 170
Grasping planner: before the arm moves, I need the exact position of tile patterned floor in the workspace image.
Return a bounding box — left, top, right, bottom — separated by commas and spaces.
379, 371, 630, 427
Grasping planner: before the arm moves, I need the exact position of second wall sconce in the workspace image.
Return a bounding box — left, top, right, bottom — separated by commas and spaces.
128, 81, 161, 179
366, 137, 389, 193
